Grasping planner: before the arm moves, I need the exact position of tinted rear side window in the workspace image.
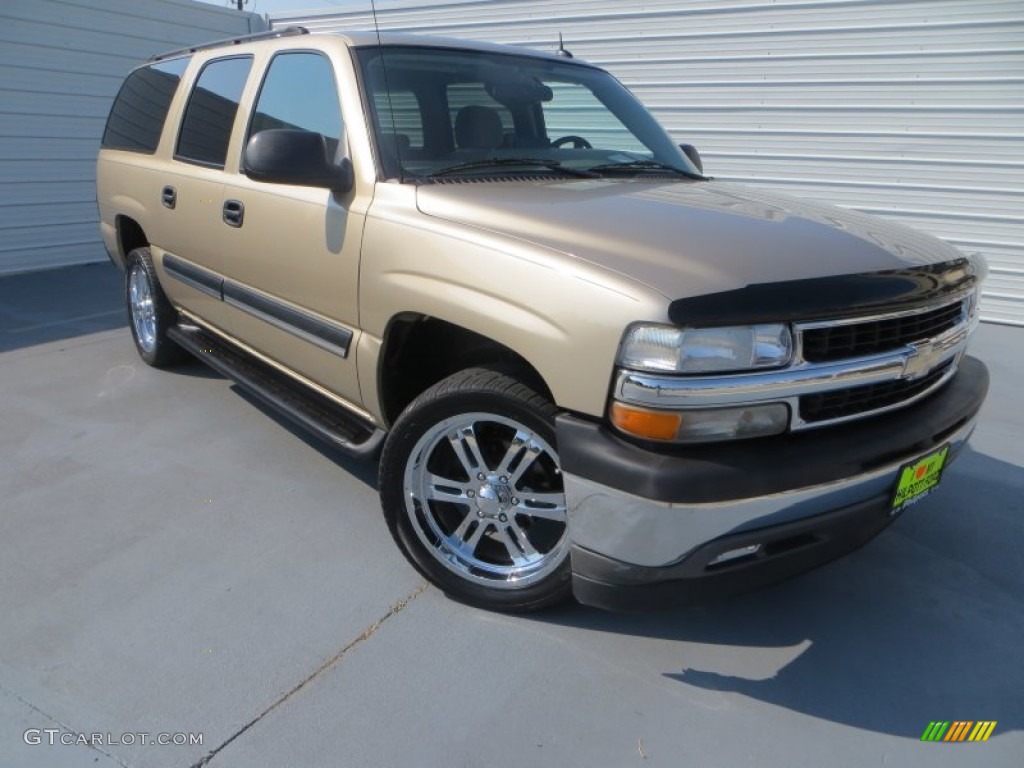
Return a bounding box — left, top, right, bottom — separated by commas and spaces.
102, 57, 190, 153
176, 56, 253, 168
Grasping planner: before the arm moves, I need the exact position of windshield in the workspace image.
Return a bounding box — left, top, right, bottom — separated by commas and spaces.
355, 45, 702, 181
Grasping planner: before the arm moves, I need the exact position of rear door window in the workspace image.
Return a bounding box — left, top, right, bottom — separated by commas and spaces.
176, 56, 253, 168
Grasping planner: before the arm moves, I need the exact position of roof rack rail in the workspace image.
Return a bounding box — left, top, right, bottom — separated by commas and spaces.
150, 26, 309, 62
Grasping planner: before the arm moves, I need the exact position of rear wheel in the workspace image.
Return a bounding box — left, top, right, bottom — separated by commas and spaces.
125, 247, 188, 367
380, 368, 572, 611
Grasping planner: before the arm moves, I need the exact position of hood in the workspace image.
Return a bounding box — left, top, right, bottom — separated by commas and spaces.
415, 179, 964, 300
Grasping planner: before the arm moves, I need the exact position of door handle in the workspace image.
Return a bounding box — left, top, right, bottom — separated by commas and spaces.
161, 185, 176, 209
222, 199, 244, 228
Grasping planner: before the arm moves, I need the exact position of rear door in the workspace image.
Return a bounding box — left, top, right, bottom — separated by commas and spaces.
155, 55, 254, 332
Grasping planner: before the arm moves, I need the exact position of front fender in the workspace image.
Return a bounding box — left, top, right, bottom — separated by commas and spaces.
359, 187, 669, 418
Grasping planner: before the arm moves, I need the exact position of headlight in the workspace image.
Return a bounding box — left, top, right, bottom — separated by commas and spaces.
969, 251, 989, 283
966, 253, 987, 319
618, 323, 792, 374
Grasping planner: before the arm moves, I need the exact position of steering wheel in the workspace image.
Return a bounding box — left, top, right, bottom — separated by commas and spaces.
551, 135, 592, 149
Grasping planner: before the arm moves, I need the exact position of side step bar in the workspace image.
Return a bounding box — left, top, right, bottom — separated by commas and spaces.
168, 324, 386, 459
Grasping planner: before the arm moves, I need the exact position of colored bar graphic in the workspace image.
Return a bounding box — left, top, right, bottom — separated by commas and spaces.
922, 720, 996, 742
976, 722, 997, 742
921, 721, 949, 741
945, 721, 972, 741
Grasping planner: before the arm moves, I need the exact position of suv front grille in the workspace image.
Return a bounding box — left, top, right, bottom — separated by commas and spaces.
614, 290, 976, 437
801, 299, 965, 363
799, 359, 954, 423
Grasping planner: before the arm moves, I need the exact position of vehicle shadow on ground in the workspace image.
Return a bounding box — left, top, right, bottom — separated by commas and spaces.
0, 264, 126, 353
532, 446, 1024, 740
231, 385, 380, 489
139, 341, 378, 485
162, 357, 225, 380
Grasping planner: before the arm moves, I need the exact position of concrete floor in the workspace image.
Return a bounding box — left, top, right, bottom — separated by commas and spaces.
1, 263, 1021, 768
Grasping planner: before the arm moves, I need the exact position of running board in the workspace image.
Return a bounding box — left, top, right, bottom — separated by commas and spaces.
168, 324, 386, 459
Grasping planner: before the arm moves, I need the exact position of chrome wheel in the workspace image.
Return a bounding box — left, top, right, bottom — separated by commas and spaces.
123, 247, 188, 368
128, 264, 157, 354
403, 412, 569, 589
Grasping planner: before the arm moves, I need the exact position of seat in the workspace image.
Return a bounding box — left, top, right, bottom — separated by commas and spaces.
454, 105, 504, 150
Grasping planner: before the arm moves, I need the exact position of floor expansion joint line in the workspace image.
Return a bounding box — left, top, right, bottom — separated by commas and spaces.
0, 681, 131, 768
189, 581, 429, 768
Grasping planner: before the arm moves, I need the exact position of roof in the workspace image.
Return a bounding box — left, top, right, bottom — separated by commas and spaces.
337, 30, 579, 62
151, 26, 594, 67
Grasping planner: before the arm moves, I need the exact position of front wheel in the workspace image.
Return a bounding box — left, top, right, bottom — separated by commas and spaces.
380, 368, 572, 612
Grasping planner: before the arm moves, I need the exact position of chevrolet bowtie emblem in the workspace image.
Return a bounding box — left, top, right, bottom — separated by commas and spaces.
903, 341, 945, 380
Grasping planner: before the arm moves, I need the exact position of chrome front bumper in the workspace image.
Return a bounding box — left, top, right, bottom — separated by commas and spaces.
564, 411, 978, 569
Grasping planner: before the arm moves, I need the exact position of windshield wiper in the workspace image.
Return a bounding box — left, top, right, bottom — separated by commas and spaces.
586, 160, 705, 180
427, 158, 599, 179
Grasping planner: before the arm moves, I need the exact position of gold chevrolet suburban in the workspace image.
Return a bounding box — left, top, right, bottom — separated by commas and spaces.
96, 28, 989, 611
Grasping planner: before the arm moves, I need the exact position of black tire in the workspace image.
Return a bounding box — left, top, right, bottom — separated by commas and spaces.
125, 247, 189, 368
380, 368, 573, 612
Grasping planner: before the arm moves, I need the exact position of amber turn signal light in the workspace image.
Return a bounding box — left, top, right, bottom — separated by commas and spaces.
609, 402, 682, 441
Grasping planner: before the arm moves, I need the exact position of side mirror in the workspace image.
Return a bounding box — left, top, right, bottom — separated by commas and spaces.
679, 143, 703, 174
244, 129, 353, 193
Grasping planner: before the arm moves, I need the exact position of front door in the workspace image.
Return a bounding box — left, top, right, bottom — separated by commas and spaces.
218, 51, 364, 407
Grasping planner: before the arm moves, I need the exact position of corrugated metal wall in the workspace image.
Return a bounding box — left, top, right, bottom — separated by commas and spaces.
0, 0, 264, 275
275, 0, 1024, 325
